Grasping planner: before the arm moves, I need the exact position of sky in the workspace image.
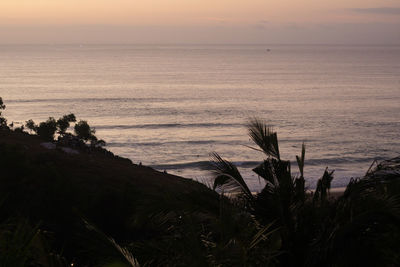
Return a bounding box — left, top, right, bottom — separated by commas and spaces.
0, 0, 399, 44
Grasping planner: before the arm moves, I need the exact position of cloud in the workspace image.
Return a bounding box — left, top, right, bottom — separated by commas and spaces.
203, 17, 227, 23
253, 24, 266, 30
349, 7, 400, 15
252, 20, 271, 30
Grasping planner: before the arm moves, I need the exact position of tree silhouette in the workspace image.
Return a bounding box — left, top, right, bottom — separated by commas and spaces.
25, 119, 37, 133
0, 97, 7, 127
36, 117, 57, 141
56, 113, 76, 135
74, 120, 96, 142
24, 115, 105, 147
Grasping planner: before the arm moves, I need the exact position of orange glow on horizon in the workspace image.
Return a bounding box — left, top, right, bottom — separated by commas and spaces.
1, 0, 399, 25
0, 0, 399, 44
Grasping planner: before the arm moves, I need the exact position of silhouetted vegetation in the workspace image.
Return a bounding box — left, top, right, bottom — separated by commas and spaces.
0, 97, 6, 128
211, 118, 400, 266
0, 97, 399, 266
37, 117, 57, 141
25, 119, 36, 133
24, 113, 105, 148
74, 120, 104, 146
57, 113, 76, 135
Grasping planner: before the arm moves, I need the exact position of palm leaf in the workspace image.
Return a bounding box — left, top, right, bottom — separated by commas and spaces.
253, 160, 278, 187
313, 168, 334, 203
0, 220, 40, 266
247, 118, 280, 159
83, 219, 140, 267
248, 222, 278, 250
296, 143, 305, 178
294, 143, 306, 201
211, 152, 253, 199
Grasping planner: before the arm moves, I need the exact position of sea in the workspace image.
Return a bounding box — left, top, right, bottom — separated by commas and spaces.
1, 44, 399, 191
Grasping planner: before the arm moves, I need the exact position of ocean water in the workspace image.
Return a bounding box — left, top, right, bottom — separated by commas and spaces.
1, 44, 399, 191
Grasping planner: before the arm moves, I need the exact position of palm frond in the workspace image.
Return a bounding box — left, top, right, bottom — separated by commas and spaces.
343, 167, 400, 201
296, 143, 305, 178
253, 158, 293, 190
211, 152, 253, 199
294, 143, 306, 201
0, 220, 40, 266
253, 160, 279, 187
247, 118, 280, 159
313, 167, 334, 203
248, 222, 278, 250
83, 219, 140, 267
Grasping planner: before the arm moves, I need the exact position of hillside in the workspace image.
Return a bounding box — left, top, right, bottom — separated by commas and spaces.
0, 128, 220, 265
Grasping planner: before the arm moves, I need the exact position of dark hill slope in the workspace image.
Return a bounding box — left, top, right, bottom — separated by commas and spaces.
0, 128, 219, 263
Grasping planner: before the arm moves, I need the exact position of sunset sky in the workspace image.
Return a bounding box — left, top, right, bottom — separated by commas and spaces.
0, 0, 399, 44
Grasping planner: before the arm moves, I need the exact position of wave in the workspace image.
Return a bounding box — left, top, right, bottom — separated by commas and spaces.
150, 156, 386, 171
150, 160, 261, 170
96, 122, 243, 130
107, 138, 309, 147
108, 140, 220, 147
6, 97, 197, 104
305, 156, 386, 166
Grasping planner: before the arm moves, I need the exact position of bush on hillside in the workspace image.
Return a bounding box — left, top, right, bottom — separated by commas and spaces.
25, 119, 37, 133
36, 117, 57, 141
0, 97, 6, 127
24, 114, 104, 146
0, 97, 104, 147
57, 113, 76, 135
74, 120, 97, 143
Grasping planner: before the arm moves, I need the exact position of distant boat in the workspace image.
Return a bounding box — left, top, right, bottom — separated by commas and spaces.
266, 48, 271, 52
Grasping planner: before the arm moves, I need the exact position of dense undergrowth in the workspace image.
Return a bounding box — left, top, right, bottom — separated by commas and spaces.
0, 97, 399, 266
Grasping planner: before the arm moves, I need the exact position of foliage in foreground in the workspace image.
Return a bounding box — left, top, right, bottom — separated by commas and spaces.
211, 118, 400, 266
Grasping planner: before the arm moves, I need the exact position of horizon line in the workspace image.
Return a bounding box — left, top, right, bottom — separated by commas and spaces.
0, 43, 399, 46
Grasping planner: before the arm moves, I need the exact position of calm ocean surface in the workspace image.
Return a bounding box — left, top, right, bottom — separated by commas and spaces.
1, 44, 399, 190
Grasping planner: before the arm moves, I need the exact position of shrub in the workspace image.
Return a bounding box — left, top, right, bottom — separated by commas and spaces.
25, 115, 105, 147
37, 117, 57, 141
0, 97, 7, 127
0, 97, 4, 110
74, 120, 96, 142
25, 119, 37, 133
0, 117, 6, 128
56, 113, 76, 135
